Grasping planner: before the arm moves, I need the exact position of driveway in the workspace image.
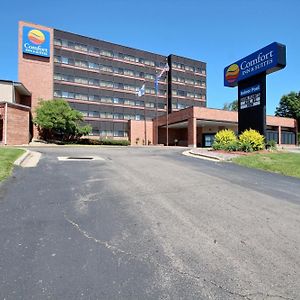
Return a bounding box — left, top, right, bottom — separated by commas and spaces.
0, 146, 299, 299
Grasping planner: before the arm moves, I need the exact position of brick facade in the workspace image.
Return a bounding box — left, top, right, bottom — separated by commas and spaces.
129, 120, 153, 145
0, 102, 30, 145
18, 21, 53, 137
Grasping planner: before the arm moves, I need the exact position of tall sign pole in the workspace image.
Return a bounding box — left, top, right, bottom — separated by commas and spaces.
224, 42, 286, 137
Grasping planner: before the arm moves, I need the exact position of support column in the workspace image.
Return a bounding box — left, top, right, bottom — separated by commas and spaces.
278, 125, 281, 146
188, 117, 197, 148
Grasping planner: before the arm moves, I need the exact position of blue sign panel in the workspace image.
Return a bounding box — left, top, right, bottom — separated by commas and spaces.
240, 84, 260, 97
22, 26, 50, 58
224, 42, 286, 87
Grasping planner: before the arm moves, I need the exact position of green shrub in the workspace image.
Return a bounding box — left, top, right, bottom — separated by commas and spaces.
239, 129, 265, 151
266, 139, 277, 150
99, 139, 130, 146
212, 129, 237, 150
225, 140, 242, 152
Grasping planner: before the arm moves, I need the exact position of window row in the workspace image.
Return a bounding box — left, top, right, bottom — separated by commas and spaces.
54, 38, 205, 74
91, 130, 128, 137
54, 38, 164, 67
54, 56, 166, 83
54, 91, 166, 109
171, 62, 206, 74
171, 89, 206, 100
79, 110, 145, 121
172, 75, 206, 87
54, 73, 166, 95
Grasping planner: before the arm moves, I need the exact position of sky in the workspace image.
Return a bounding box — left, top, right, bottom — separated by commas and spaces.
0, 0, 299, 115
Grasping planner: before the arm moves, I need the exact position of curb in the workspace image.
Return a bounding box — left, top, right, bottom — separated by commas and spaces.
189, 151, 223, 161
14, 149, 30, 166
182, 150, 222, 161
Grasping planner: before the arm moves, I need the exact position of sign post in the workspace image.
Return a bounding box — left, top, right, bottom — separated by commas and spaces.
224, 42, 286, 136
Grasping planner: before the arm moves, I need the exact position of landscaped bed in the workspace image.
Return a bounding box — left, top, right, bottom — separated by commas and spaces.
232, 152, 300, 178
0, 148, 25, 181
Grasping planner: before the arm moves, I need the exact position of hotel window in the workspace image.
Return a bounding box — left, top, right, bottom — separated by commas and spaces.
79, 110, 88, 117
187, 92, 194, 98
114, 83, 124, 90
54, 39, 62, 46
100, 65, 113, 73
114, 131, 127, 137
113, 113, 123, 120
100, 112, 106, 119
157, 103, 165, 109
61, 91, 74, 99
124, 84, 136, 92
113, 98, 124, 104
74, 77, 88, 85
100, 81, 114, 88
123, 55, 137, 62
145, 88, 155, 95
177, 90, 186, 97
124, 99, 135, 106
185, 65, 195, 72
172, 76, 178, 82
62, 74, 73, 82
185, 79, 194, 85
89, 111, 100, 117
145, 102, 155, 108
61, 40, 68, 47
178, 103, 186, 109
88, 46, 99, 54
89, 95, 100, 101
100, 97, 113, 103
88, 62, 99, 70
144, 60, 155, 67
75, 60, 88, 68
89, 78, 99, 86
172, 89, 177, 96
145, 73, 155, 80
158, 89, 166, 96
100, 50, 113, 57
172, 103, 177, 109
75, 93, 88, 100
124, 69, 135, 76
135, 100, 143, 106
124, 114, 135, 120
54, 90, 62, 97
61, 57, 69, 64
54, 73, 61, 80
106, 112, 113, 119
54, 56, 61, 63
74, 43, 88, 52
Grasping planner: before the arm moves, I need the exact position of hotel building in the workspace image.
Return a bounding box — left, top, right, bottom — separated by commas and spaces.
0, 21, 297, 146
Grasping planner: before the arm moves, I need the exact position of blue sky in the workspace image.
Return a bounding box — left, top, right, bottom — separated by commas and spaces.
0, 0, 299, 115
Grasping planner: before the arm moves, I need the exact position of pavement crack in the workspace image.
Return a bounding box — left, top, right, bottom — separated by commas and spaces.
64, 213, 132, 257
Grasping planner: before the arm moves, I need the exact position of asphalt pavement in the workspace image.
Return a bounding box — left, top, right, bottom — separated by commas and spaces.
0, 146, 299, 300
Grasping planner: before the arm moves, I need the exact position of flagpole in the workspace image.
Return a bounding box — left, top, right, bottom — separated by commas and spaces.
166, 68, 169, 146
155, 71, 158, 145
143, 82, 147, 145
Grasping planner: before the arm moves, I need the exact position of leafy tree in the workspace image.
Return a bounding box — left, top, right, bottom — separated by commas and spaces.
33, 99, 92, 141
223, 99, 238, 111
275, 92, 300, 130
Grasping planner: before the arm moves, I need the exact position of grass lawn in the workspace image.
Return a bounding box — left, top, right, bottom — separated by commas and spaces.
232, 152, 300, 178
0, 148, 25, 182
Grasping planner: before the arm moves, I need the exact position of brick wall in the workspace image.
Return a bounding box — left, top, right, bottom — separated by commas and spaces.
18, 21, 53, 137
129, 120, 153, 145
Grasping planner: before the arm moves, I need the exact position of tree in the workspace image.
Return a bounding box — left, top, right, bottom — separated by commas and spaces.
223, 99, 238, 111
275, 92, 300, 130
33, 99, 92, 141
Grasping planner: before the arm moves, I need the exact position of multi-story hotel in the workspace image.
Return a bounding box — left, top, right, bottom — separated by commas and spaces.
0, 21, 297, 146
18, 21, 206, 141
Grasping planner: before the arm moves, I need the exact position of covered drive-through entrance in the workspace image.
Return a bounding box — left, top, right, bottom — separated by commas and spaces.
153, 107, 297, 147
